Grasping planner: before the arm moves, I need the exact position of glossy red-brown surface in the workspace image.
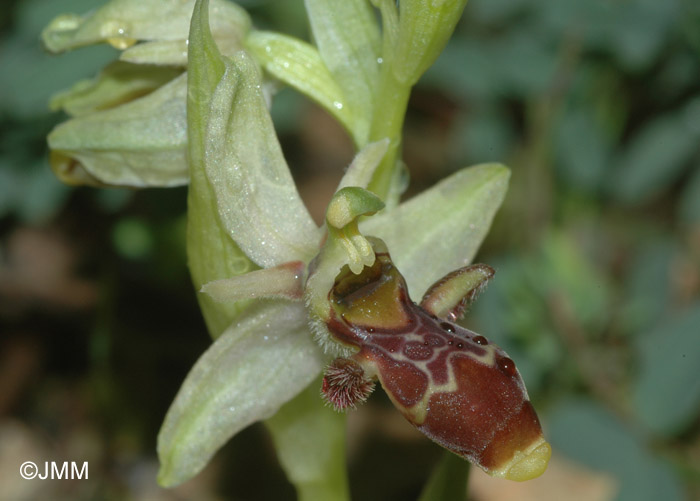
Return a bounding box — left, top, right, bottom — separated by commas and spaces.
326, 251, 546, 475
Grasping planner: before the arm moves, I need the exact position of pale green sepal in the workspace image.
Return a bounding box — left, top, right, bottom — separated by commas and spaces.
204, 52, 321, 267
246, 31, 358, 143
120, 40, 190, 66
121, 36, 246, 66
156, 300, 325, 487
47, 73, 188, 187
266, 381, 349, 501
336, 139, 390, 192
201, 261, 305, 303
42, 0, 250, 53
186, 0, 255, 338
304, 0, 382, 143
362, 163, 509, 298
50, 61, 182, 117
393, 0, 469, 85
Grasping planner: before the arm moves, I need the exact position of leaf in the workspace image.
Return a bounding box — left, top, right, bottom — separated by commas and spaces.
266, 381, 349, 501
246, 30, 358, 143
157, 301, 325, 487
47, 73, 188, 187
607, 0, 678, 71
611, 106, 699, 204
417, 451, 469, 501
554, 107, 611, 193
547, 399, 685, 501
50, 61, 182, 117
678, 159, 700, 223
185, 0, 255, 338
42, 0, 249, 53
535, 231, 612, 334
204, 52, 321, 267
618, 241, 675, 335
633, 303, 700, 435
304, 0, 381, 143
362, 163, 510, 298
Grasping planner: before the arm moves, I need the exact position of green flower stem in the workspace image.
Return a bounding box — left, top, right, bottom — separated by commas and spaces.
418, 450, 470, 501
266, 382, 349, 501
366, 62, 411, 202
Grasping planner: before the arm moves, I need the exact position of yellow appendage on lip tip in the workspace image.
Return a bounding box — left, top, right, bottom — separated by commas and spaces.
492, 438, 552, 481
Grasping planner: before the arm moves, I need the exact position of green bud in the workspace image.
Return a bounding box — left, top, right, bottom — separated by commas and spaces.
392, 0, 469, 85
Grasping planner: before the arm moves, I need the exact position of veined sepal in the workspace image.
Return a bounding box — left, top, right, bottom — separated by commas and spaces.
156, 300, 325, 487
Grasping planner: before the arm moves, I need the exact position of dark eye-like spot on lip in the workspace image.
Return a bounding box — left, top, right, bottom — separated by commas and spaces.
497, 356, 516, 377
440, 322, 455, 333
473, 335, 488, 345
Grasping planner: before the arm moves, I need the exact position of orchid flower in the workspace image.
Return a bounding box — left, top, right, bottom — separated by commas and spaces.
43, 0, 550, 497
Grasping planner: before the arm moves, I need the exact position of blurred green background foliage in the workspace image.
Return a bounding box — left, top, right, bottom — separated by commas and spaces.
0, 0, 698, 500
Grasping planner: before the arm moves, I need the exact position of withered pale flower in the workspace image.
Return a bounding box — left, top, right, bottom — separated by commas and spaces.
42, 0, 250, 188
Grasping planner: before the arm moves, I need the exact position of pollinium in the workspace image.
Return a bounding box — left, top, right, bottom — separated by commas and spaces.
320, 238, 551, 481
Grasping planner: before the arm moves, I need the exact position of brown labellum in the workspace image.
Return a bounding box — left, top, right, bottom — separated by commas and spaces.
321, 240, 551, 481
